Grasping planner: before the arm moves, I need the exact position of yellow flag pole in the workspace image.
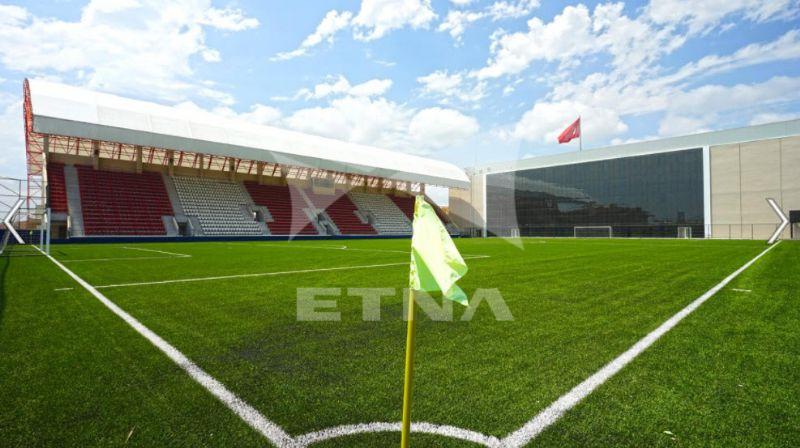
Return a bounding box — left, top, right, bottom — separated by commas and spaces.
400, 288, 417, 448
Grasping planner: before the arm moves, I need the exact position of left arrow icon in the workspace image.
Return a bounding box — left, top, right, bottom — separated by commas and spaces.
2, 199, 25, 244
766, 198, 789, 245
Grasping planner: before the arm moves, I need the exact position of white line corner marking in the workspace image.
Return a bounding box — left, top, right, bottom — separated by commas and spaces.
38, 247, 295, 447
766, 198, 789, 245
40, 243, 778, 447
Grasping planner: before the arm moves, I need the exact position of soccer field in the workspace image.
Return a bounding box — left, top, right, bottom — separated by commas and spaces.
1, 238, 798, 447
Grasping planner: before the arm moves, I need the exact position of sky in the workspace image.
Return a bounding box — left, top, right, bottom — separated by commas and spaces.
0, 0, 799, 205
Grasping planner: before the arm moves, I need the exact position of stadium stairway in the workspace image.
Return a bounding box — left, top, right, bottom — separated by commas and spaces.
62, 164, 85, 236
173, 176, 263, 236
348, 191, 411, 235
304, 190, 377, 235
243, 182, 319, 236
76, 166, 174, 236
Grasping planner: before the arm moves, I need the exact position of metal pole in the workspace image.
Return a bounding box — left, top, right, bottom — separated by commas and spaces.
400, 289, 417, 448
46, 208, 51, 255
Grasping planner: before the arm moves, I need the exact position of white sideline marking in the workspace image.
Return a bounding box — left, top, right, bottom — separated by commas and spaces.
731, 288, 752, 293
53, 287, 74, 291
295, 422, 501, 447
500, 241, 781, 448
36, 246, 296, 448
93, 256, 490, 289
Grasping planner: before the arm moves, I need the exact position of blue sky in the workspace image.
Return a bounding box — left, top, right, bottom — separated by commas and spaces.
0, 0, 799, 203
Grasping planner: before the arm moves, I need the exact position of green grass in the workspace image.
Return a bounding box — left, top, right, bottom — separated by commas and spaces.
1, 238, 798, 447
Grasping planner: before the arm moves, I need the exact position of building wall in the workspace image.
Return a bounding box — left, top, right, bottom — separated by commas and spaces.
448, 172, 485, 235
710, 136, 800, 239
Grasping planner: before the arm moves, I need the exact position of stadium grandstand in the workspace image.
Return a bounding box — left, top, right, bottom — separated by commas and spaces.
20, 79, 467, 241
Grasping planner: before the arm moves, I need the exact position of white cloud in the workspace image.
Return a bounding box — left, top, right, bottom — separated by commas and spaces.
275, 0, 439, 58
199, 6, 260, 31
272, 10, 353, 61
450, 0, 475, 6
646, 0, 798, 34
174, 101, 283, 126
437, 9, 485, 41
486, 0, 541, 20
283, 96, 479, 153
0, 0, 258, 103
284, 96, 413, 149
473, 5, 595, 79
417, 70, 485, 103
294, 75, 393, 100
438, 0, 540, 42
0, 5, 29, 27
352, 0, 437, 41
512, 100, 628, 143
749, 112, 799, 125
408, 107, 479, 148
0, 94, 25, 178
655, 76, 800, 136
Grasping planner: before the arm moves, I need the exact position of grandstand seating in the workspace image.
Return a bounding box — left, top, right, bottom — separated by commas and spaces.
46, 163, 68, 213
243, 182, 317, 235
389, 195, 415, 220
390, 194, 452, 225
173, 176, 263, 236
348, 191, 411, 235
304, 190, 377, 235
76, 166, 173, 235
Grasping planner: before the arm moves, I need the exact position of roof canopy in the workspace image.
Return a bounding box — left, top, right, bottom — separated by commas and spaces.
27, 79, 469, 188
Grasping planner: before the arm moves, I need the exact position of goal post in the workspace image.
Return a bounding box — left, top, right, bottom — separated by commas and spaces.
574, 226, 613, 238
677, 226, 692, 239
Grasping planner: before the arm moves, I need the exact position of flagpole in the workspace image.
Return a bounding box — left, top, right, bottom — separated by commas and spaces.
400, 289, 417, 448
579, 115, 582, 152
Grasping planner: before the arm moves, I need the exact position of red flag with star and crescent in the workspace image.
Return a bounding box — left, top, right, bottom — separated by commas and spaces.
557, 117, 581, 144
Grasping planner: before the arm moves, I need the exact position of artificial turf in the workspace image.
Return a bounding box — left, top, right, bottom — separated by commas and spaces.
0, 238, 797, 447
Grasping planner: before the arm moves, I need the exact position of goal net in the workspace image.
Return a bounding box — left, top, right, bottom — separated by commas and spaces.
574, 226, 613, 238
677, 226, 692, 239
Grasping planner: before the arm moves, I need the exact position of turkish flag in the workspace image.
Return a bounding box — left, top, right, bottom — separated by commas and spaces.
557, 117, 581, 144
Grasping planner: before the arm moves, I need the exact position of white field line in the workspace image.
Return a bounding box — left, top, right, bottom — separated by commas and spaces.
36, 246, 297, 447
228, 241, 490, 258
500, 241, 781, 448
53, 287, 74, 291
92, 255, 490, 290
731, 288, 752, 293
121, 246, 191, 257
63, 255, 186, 263
295, 422, 500, 447
61, 246, 192, 263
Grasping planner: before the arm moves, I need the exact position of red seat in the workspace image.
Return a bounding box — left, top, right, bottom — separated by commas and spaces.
76, 166, 173, 236
46, 163, 69, 213
304, 190, 376, 235
244, 182, 318, 235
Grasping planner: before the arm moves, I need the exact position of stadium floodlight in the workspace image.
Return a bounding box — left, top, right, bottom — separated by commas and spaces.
574, 226, 613, 238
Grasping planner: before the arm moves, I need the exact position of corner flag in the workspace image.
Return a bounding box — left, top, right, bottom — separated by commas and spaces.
409, 196, 468, 305
401, 195, 468, 448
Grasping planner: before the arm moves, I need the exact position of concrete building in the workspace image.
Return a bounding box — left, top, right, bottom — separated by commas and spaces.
450, 119, 800, 240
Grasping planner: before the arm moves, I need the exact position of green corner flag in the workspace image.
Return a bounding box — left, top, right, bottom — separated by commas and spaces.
408, 195, 469, 305
401, 195, 468, 448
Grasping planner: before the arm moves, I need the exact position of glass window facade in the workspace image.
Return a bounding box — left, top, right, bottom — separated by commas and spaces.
486, 148, 705, 237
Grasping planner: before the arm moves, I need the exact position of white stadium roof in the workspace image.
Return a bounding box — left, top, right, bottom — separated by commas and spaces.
27, 79, 469, 188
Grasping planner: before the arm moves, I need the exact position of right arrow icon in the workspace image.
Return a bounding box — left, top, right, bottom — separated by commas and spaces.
766, 198, 789, 245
